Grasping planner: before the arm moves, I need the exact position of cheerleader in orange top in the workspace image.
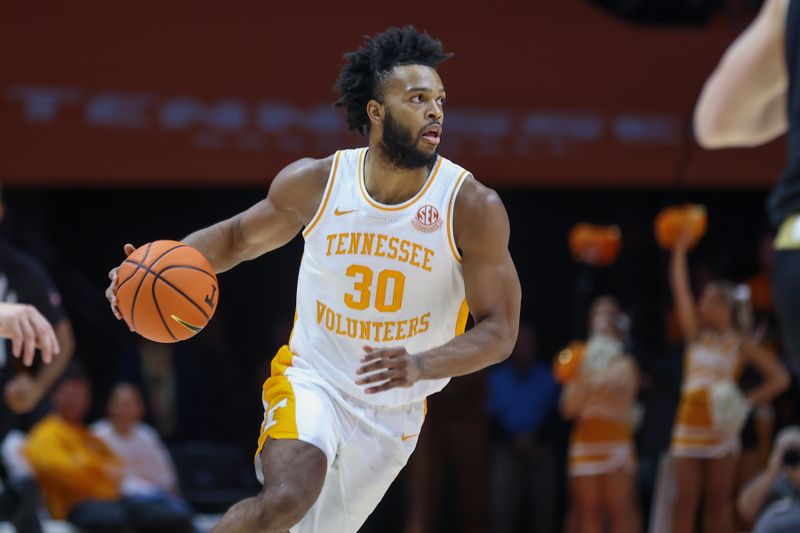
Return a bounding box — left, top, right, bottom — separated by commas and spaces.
669, 234, 789, 533
561, 296, 640, 533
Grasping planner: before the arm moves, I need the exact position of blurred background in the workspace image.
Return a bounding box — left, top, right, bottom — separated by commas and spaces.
2, 0, 798, 532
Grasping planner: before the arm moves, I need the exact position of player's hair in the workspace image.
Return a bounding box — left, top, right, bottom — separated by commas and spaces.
334, 26, 453, 136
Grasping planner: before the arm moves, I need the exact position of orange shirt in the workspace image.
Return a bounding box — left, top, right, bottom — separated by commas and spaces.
24, 415, 123, 519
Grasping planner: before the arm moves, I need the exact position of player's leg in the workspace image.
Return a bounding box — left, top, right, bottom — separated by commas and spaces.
213, 437, 327, 533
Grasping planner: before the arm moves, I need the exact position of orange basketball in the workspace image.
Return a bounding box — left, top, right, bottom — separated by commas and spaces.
655, 204, 707, 250
114, 240, 218, 343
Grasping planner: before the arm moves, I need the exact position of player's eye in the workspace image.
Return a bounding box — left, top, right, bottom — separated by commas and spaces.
438, 97, 447, 106
411, 94, 424, 103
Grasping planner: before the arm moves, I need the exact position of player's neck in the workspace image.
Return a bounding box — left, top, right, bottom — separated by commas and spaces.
363, 147, 434, 205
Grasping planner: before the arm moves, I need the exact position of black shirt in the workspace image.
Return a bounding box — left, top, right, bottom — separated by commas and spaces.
0, 237, 65, 371
768, 0, 800, 227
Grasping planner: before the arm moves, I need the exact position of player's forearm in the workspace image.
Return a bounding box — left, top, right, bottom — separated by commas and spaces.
416, 315, 517, 380
183, 217, 247, 274
33, 320, 73, 392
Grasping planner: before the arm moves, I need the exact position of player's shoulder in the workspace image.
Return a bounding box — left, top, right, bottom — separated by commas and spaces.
451, 173, 510, 254
275, 154, 335, 188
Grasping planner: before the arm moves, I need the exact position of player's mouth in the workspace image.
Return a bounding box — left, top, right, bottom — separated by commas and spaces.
421, 124, 441, 146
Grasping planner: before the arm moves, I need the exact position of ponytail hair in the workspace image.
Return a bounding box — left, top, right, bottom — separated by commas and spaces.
714, 281, 754, 334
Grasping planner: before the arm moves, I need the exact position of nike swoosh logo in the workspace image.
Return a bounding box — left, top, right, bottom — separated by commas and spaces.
401, 433, 418, 442
171, 314, 203, 334
334, 208, 358, 216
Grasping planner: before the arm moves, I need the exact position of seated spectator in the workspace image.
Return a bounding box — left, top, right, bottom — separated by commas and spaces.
737, 426, 800, 532
24, 365, 193, 533
0, 429, 42, 533
92, 383, 189, 509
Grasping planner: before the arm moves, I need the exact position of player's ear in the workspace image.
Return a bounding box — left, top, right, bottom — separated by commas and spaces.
367, 100, 384, 126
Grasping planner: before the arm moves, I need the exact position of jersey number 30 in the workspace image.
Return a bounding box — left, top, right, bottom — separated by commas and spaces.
344, 265, 405, 313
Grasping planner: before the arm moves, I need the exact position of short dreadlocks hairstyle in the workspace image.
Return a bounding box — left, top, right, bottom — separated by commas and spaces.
334, 26, 453, 136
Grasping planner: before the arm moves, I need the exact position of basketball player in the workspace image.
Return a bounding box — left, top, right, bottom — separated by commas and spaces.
693, 0, 800, 370
106, 26, 521, 533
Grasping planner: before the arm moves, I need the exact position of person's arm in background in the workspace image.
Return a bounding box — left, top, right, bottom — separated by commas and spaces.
738, 438, 790, 522
740, 340, 790, 405
694, 0, 789, 148
670, 238, 699, 343
6, 319, 75, 414
0, 302, 60, 365
560, 375, 594, 420
5, 259, 75, 415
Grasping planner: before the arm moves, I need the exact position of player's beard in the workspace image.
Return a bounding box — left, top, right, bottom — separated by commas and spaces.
379, 110, 438, 170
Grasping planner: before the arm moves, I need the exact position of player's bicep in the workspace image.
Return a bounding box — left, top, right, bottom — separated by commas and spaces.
458, 185, 521, 336
235, 158, 325, 257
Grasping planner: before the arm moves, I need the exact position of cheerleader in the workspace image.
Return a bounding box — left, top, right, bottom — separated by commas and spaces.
561, 296, 640, 533
669, 236, 789, 533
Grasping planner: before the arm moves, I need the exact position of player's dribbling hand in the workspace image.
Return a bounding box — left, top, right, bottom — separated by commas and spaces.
106, 243, 136, 324
0, 303, 60, 366
355, 346, 422, 394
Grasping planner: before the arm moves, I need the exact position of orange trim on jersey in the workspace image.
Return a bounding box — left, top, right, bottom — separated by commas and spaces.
255, 345, 299, 461
357, 148, 443, 211
302, 151, 342, 238
446, 170, 470, 263
455, 299, 469, 335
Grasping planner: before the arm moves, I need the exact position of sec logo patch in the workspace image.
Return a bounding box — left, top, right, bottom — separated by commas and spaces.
412, 205, 443, 233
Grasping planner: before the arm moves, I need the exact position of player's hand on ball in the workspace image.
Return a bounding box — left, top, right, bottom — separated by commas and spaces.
106, 243, 136, 322
355, 346, 422, 394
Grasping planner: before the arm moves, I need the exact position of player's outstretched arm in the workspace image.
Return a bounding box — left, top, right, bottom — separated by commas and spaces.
106, 157, 332, 319
356, 178, 521, 393
694, 0, 788, 149
183, 157, 332, 273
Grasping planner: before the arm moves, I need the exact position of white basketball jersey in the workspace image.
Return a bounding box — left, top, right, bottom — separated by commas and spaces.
288, 147, 470, 407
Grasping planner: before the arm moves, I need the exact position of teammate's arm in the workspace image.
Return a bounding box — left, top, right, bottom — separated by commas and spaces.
107, 157, 331, 318
356, 178, 521, 393
0, 302, 60, 365
694, 0, 789, 148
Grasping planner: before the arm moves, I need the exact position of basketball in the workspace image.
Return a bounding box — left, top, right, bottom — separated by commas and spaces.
114, 240, 218, 343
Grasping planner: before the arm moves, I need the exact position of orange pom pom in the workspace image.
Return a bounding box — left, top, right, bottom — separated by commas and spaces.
553, 341, 586, 384
568, 224, 622, 267
654, 204, 707, 250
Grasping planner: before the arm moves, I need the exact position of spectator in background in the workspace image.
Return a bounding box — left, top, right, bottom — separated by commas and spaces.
92, 383, 185, 502
404, 366, 489, 533
24, 365, 193, 533
0, 200, 75, 440
738, 426, 800, 532
487, 323, 560, 533
561, 297, 640, 533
